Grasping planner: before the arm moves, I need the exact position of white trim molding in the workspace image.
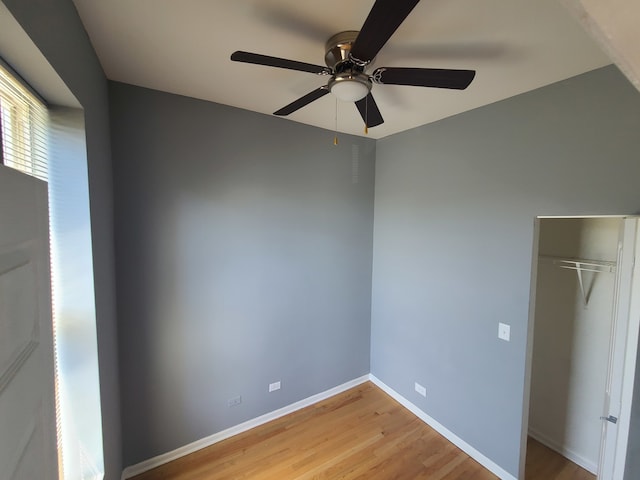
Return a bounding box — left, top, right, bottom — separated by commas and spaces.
369, 375, 517, 480
527, 428, 597, 475
559, 0, 640, 93
120, 375, 370, 479
121, 373, 516, 480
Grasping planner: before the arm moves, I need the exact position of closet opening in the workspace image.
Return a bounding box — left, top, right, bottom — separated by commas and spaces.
520, 216, 640, 479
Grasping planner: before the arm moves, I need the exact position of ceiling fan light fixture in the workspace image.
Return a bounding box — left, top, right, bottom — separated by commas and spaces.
328, 73, 371, 102
230, 0, 476, 127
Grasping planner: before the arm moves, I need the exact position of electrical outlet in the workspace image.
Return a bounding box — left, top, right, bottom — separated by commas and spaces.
498, 322, 511, 342
414, 382, 427, 397
228, 395, 242, 407
269, 381, 281, 392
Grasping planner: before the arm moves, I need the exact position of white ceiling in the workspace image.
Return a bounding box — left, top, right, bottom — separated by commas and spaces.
72, 0, 611, 139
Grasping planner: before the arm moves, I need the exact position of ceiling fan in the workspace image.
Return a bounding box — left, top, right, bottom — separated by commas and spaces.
230, 0, 476, 129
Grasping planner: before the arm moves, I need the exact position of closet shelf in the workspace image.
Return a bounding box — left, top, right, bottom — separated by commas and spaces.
538, 255, 617, 306
539, 256, 617, 274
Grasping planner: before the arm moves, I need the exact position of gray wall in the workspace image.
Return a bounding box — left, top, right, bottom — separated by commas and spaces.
370, 65, 640, 477
1, 1, 122, 478
7, 2, 640, 478
109, 82, 376, 466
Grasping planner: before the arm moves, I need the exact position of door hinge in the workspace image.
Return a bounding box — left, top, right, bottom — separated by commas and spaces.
601, 415, 618, 424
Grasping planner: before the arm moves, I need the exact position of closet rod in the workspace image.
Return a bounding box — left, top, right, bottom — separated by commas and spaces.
538, 255, 617, 306
539, 256, 617, 273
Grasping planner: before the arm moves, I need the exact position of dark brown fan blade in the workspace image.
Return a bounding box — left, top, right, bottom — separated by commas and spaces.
372, 67, 475, 90
355, 93, 384, 127
231, 51, 332, 75
350, 0, 421, 64
274, 87, 330, 116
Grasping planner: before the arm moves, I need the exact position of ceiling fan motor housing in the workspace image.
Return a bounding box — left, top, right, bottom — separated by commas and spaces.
324, 31, 372, 101
324, 30, 375, 72
324, 31, 362, 69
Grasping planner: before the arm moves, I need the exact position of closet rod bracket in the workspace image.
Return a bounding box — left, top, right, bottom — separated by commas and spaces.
539, 256, 617, 307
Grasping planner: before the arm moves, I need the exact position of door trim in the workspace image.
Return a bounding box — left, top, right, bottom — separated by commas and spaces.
609, 219, 640, 477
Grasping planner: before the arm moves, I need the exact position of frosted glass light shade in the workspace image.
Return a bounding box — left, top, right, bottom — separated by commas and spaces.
330, 79, 370, 102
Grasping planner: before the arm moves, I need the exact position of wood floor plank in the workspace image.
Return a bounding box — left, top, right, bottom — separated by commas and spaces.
524, 438, 595, 480
130, 382, 594, 480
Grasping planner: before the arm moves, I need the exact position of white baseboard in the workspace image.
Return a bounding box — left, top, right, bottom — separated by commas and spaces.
528, 427, 597, 474
122, 374, 516, 480
120, 374, 370, 479
369, 375, 517, 480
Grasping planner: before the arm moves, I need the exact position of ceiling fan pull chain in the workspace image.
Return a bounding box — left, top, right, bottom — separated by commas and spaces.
333, 97, 339, 145
364, 97, 369, 134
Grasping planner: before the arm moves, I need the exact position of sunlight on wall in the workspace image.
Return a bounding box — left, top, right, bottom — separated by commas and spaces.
49, 107, 104, 479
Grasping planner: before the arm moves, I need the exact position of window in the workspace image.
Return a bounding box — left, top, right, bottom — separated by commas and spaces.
0, 60, 104, 479
0, 63, 48, 180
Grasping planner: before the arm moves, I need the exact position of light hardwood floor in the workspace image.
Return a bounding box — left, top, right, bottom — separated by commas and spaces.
525, 437, 595, 480
131, 382, 593, 479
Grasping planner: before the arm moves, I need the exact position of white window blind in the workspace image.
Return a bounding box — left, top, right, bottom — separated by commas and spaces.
0, 62, 49, 181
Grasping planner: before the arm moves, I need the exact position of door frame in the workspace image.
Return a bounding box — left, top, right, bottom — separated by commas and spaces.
519, 215, 640, 479
605, 218, 640, 478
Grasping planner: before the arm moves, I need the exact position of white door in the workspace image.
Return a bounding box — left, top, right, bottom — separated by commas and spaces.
598, 217, 640, 479
0, 164, 58, 479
